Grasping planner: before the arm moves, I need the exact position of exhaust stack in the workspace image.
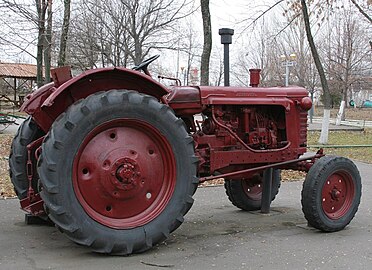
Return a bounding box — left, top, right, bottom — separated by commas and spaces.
249, 69, 261, 87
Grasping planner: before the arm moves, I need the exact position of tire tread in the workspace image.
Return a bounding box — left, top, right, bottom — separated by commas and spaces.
38, 90, 198, 254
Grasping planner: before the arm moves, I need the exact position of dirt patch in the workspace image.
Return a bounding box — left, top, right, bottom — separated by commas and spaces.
0, 134, 16, 198
314, 107, 372, 121
198, 170, 306, 188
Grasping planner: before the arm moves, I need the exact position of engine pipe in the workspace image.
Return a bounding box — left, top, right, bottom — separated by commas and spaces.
211, 106, 251, 151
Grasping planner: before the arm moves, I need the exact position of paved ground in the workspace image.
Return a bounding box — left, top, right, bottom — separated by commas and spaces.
308, 122, 364, 131
0, 161, 371, 270
311, 117, 372, 129
0, 118, 23, 135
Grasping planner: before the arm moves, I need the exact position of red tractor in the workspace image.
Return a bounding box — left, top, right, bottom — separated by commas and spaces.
9, 55, 361, 255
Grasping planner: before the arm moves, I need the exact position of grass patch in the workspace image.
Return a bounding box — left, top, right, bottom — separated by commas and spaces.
307, 129, 372, 164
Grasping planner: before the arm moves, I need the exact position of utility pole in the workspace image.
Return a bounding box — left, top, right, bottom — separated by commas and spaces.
280, 53, 296, 86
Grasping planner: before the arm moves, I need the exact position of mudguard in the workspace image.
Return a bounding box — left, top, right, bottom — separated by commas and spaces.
21, 67, 169, 132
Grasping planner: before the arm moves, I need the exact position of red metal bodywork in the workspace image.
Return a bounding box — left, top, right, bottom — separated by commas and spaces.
20, 66, 314, 215
21, 67, 169, 132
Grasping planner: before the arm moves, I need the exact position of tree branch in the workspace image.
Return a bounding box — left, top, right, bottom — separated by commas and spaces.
350, 0, 372, 24
240, 0, 284, 33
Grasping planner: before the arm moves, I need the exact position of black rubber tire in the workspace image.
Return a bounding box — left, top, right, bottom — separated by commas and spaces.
37, 90, 198, 255
9, 116, 44, 199
224, 169, 281, 211
301, 156, 361, 232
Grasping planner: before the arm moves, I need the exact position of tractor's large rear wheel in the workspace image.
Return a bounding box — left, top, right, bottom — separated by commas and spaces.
9, 116, 44, 199
301, 156, 361, 232
224, 169, 281, 211
38, 90, 198, 254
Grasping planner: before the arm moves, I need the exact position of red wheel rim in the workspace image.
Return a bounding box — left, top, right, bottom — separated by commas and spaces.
72, 119, 176, 229
241, 175, 262, 200
321, 171, 355, 220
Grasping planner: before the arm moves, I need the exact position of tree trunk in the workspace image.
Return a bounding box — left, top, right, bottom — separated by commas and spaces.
309, 90, 314, 123
301, 0, 331, 144
58, 0, 71, 67
44, 0, 52, 83
336, 100, 345, 126
36, 0, 47, 87
200, 0, 212, 86
341, 70, 349, 121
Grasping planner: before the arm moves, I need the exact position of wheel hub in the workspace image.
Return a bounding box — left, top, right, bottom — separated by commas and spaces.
321, 172, 355, 220
331, 188, 341, 200
110, 158, 139, 191
242, 174, 263, 201
72, 119, 176, 229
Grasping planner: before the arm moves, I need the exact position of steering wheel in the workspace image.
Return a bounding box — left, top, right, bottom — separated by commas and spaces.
132, 55, 160, 74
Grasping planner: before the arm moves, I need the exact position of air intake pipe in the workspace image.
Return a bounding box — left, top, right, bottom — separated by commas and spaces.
219, 28, 234, 86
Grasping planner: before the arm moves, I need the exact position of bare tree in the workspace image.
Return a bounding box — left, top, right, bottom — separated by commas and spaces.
324, 9, 371, 122
179, 20, 202, 85
0, 1, 39, 62
70, 0, 194, 69
277, 14, 320, 121
234, 13, 317, 91
0, 0, 52, 86
121, 0, 194, 64
209, 45, 224, 86
235, 17, 285, 87
68, 4, 101, 69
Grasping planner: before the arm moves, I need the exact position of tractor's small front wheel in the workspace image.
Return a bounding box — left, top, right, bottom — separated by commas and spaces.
38, 90, 198, 254
301, 156, 362, 232
224, 169, 281, 211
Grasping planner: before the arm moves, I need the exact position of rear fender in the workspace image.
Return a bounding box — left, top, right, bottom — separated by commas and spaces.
20, 82, 55, 116
22, 67, 169, 132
